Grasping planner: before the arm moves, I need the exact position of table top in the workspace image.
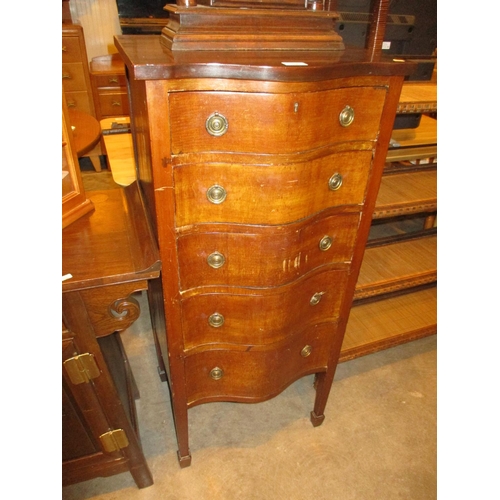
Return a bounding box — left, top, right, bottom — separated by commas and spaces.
68, 109, 101, 157
62, 182, 161, 292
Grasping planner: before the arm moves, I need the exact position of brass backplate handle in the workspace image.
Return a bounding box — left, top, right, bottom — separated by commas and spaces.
339, 105, 355, 127
208, 312, 225, 327
207, 251, 225, 269
301, 345, 312, 357
207, 185, 227, 204
328, 173, 343, 191
310, 292, 325, 306
206, 112, 228, 137
319, 235, 333, 251
210, 367, 224, 380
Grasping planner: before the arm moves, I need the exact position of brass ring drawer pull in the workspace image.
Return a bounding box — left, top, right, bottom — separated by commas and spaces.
210, 367, 224, 380
339, 105, 355, 127
207, 185, 227, 204
206, 112, 228, 137
207, 251, 225, 269
310, 292, 325, 306
301, 345, 312, 357
319, 235, 333, 251
328, 173, 343, 191
208, 313, 225, 328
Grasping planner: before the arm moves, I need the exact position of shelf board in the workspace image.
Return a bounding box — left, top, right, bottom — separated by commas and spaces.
340, 286, 437, 362
355, 233, 436, 301
387, 115, 437, 163
396, 82, 437, 114
373, 169, 437, 220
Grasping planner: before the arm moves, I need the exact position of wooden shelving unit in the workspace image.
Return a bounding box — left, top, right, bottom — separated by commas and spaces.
340, 82, 437, 362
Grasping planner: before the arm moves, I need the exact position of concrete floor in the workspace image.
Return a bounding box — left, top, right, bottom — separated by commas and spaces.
62, 289, 437, 500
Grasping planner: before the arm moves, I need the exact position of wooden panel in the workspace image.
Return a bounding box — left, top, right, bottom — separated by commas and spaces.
169, 87, 387, 154
355, 234, 437, 299
341, 286, 437, 361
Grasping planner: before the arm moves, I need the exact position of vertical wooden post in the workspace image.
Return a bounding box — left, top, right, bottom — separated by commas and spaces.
366, 0, 389, 61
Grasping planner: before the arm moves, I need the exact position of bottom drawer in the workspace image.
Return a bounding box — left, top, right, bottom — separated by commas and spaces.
98, 90, 129, 117
185, 322, 338, 407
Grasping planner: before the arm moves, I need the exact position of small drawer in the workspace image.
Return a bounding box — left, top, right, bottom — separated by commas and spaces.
92, 74, 127, 88
177, 213, 359, 290
62, 63, 87, 92
62, 36, 83, 63
181, 268, 348, 349
174, 150, 372, 226
169, 87, 387, 155
98, 91, 130, 117
184, 322, 337, 406
64, 91, 92, 115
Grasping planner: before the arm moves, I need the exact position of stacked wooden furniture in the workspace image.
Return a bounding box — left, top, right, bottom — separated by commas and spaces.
341, 81, 437, 361
115, 0, 412, 468
90, 54, 130, 120
62, 23, 95, 116
62, 183, 160, 488
63, 22, 102, 171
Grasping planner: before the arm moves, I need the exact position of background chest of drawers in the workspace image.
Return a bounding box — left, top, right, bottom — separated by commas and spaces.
90, 54, 130, 120
116, 34, 409, 468
62, 23, 95, 116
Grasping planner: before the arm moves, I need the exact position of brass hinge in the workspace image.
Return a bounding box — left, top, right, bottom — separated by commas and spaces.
63, 353, 100, 385
99, 429, 130, 452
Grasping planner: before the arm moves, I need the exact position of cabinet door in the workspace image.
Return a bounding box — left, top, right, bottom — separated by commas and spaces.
62, 336, 127, 485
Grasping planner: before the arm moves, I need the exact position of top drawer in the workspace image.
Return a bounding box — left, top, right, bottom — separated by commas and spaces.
92, 74, 128, 88
169, 87, 387, 155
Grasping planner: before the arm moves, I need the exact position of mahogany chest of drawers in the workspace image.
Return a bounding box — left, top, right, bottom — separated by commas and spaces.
115, 34, 409, 468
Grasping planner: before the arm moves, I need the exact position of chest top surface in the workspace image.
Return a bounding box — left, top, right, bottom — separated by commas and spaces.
114, 35, 413, 83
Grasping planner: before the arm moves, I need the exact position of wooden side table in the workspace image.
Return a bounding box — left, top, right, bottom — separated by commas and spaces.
68, 109, 102, 172
62, 183, 161, 488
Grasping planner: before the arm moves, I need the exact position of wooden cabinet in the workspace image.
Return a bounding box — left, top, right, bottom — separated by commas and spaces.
62, 93, 94, 228
90, 54, 130, 120
341, 83, 437, 361
62, 23, 95, 116
62, 184, 161, 488
115, 33, 411, 468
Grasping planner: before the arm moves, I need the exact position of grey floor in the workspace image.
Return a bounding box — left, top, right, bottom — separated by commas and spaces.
64, 170, 437, 500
